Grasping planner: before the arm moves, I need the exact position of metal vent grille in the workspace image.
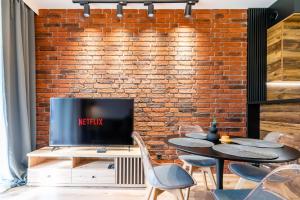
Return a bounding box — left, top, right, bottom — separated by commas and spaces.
115, 157, 145, 185
247, 8, 268, 103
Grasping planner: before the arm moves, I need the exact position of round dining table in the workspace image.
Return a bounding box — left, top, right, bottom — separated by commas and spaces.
166, 136, 300, 190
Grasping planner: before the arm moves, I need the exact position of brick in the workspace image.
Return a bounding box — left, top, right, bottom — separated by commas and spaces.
35, 9, 247, 162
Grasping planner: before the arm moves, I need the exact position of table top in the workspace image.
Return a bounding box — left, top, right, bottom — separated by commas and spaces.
167, 136, 300, 163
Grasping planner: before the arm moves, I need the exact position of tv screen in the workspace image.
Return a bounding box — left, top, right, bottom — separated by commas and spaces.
49, 98, 134, 146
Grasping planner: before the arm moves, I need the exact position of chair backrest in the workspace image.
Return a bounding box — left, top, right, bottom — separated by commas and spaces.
263, 132, 283, 142
245, 164, 300, 200
132, 132, 165, 187
178, 125, 204, 136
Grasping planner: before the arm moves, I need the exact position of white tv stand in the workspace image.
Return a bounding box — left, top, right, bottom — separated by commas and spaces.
27, 147, 145, 187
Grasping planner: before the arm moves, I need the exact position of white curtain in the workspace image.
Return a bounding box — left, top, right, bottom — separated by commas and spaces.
0, 0, 13, 193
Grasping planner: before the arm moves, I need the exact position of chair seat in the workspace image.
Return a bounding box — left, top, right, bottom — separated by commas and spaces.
229, 163, 270, 182
179, 155, 216, 167
150, 164, 195, 190
213, 189, 251, 200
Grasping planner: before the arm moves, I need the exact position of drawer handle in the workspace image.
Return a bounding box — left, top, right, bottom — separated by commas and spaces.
92, 176, 96, 179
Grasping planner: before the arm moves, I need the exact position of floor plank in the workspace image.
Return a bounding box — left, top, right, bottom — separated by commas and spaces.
0, 174, 256, 200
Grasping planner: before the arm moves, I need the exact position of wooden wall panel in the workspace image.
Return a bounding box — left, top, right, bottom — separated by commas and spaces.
282, 14, 300, 81
267, 14, 300, 101
267, 85, 300, 100
267, 23, 283, 82
260, 103, 300, 150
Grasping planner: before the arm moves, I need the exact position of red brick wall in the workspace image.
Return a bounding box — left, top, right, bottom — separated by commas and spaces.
35, 9, 247, 161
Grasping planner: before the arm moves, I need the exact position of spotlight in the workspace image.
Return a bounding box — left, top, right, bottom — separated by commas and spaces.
184, 3, 192, 18
147, 3, 154, 18
83, 3, 90, 17
270, 10, 279, 21
117, 3, 123, 18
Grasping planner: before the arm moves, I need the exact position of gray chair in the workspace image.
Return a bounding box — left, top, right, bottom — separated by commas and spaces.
229, 132, 283, 189
213, 164, 300, 200
178, 125, 216, 200
133, 132, 196, 200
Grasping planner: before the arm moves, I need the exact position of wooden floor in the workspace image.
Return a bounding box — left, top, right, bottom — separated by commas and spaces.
0, 174, 256, 200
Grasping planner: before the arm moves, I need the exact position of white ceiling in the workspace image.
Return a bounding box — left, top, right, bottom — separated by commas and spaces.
24, 0, 277, 15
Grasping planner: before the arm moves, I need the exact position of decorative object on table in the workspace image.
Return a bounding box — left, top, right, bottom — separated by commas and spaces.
185, 132, 207, 140
212, 144, 279, 159
231, 138, 284, 148
219, 135, 232, 144
207, 116, 220, 143
168, 138, 214, 148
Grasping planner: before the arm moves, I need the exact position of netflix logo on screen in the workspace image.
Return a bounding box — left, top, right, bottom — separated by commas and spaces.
78, 118, 104, 127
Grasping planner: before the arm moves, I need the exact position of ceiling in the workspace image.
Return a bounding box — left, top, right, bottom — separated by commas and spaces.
24, 0, 277, 14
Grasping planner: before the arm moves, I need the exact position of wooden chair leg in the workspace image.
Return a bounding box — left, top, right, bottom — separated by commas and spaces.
145, 186, 153, 200
207, 168, 216, 189
169, 189, 184, 200
151, 188, 163, 200
182, 162, 187, 171
185, 186, 191, 200
176, 189, 184, 200
184, 165, 193, 200
188, 164, 193, 174
202, 171, 208, 190
235, 178, 246, 189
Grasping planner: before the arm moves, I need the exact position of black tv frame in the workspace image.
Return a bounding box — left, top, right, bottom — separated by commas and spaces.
49, 97, 134, 148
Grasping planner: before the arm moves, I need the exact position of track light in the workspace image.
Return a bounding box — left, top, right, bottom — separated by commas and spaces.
116, 3, 123, 18
184, 3, 192, 18
74, 0, 199, 19
147, 3, 154, 18
83, 3, 90, 17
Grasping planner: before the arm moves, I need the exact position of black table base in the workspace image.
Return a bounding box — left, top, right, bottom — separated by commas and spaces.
216, 159, 224, 189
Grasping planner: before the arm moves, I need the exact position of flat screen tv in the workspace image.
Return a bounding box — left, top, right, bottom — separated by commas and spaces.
50, 98, 134, 146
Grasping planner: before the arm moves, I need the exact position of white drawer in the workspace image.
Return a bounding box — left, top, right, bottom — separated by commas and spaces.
28, 168, 72, 185
72, 161, 115, 184
72, 170, 115, 184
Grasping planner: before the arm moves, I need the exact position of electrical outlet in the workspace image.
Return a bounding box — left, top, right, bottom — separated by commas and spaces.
156, 154, 162, 160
